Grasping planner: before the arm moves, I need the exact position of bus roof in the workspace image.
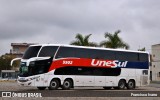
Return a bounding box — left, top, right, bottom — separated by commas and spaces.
29, 44, 149, 54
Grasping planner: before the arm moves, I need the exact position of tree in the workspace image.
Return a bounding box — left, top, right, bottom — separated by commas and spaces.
70, 33, 98, 47
138, 47, 145, 51
100, 30, 129, 49
0, 54, 19, 71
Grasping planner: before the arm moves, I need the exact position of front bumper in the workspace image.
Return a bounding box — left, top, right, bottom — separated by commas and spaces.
17, 77, 34, 86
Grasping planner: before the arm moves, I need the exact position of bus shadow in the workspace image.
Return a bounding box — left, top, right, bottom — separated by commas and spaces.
17, 88, 147, 92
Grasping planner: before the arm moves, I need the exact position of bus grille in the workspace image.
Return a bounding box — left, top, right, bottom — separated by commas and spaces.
18, 79, 27, 82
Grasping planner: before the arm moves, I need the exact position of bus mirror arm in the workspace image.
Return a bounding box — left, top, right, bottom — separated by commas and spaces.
10, 58, 22, 66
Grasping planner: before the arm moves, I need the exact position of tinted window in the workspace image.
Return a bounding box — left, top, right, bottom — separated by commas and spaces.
19, 57, 53, 77
93, 68, 121, 76
116, 51, 138, 61
54, 67, 121, 76
75, 48, 90, 58
54, 67, 92, 75
39, 46, 58, 57
23, 46, 41, 59
78, 67, 93, 75
54, 67, 77, 75
76, 49, 116, 60
99, 50, 115, 60
139, 53, 148, 62
142, 70, 148, 75
56, 47, 75, 58
57, 47, 115, 60
75, 48, 99, 59
32, 57, 53, 75
88, 49, 100, 59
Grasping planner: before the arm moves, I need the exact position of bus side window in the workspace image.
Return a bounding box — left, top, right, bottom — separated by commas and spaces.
55, 47, 76, 59
116, 51, 138, 62
39, 46, 58, 57
142, 70, 148, 75
99, 50, 115, 60
87, 49, 100, 59
139, 53, 148, 62
75, 48, 90, 58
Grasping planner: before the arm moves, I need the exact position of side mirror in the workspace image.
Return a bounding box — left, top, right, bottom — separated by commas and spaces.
10, 58, 22, 66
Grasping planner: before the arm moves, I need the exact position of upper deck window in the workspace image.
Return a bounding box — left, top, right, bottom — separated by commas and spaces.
55, 47, 75, 58
22, 46, 41, 59
139, 53, 148, 62
115, 51, 139, 61
39, 46, 58, 57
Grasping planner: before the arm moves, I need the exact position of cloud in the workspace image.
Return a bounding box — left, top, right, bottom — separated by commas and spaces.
0, 0, 160, 55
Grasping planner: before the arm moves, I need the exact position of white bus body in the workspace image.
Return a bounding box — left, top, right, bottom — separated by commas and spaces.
11, 44, 150, 90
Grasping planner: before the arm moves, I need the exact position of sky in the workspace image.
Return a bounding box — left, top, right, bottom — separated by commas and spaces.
0, 0, 160, 55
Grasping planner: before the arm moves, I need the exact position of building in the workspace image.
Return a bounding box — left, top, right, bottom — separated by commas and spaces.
10, 43, 35, 57
9, 43, 36, 70
0, 43, 36, 76
151, 44, 160, 81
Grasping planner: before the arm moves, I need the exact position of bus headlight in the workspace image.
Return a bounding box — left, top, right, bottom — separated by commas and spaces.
26, 78, 34, 81
26, 78, 31, 81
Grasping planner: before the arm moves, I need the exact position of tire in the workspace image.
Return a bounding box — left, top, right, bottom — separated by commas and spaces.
62, 79, 72, 90
48, 79, 60, 90
118, 80, 126, 89
37, 87, 46, 90
127, 80, 135, 89
103, 87, 111, 90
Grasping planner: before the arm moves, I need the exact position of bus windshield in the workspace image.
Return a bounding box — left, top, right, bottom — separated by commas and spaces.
22, 46, 41, 59
19, 58, 53, 77
19, 46, 58, 77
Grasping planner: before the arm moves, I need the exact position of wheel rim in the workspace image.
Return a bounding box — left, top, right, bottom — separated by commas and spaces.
51, 81, 57, 88
129, 82, 134, 87
119, 82, 125, 88
64, 81, 70, 88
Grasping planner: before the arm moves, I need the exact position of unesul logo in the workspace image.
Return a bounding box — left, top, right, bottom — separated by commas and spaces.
91, 59, 128, 68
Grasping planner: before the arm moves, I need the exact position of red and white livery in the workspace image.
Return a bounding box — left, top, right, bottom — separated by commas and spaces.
11, 44, 150, 90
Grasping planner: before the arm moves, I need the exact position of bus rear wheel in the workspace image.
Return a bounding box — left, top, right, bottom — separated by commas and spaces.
118, 80, 126, 89
48, 79, 60, 90
37, 87, 46, 90
62, 79, 72, 90
127, 80, 135, 89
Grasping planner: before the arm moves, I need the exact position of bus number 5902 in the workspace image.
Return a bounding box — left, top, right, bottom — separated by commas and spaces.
63, 61, 73, 65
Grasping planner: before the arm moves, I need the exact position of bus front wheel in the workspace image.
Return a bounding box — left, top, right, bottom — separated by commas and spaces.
62, 79, 72, 90
48, 79, 60, 90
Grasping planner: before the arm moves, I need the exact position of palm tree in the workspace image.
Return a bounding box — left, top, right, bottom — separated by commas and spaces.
100, 30, 129, 49
138, 47, 145, 51
70, 33, 98, 47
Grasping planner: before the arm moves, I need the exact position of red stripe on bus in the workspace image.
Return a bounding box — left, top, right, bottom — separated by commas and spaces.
48, 58, 114, 72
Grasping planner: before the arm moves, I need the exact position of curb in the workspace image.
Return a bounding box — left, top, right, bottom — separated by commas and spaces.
0, 80, 17, 82
150, 81, 160, 84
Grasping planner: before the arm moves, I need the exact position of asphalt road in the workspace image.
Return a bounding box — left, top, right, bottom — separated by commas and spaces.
0, 82, 159, 97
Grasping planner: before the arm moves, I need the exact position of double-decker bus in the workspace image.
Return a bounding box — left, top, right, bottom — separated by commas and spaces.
11, 44, 150, 90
